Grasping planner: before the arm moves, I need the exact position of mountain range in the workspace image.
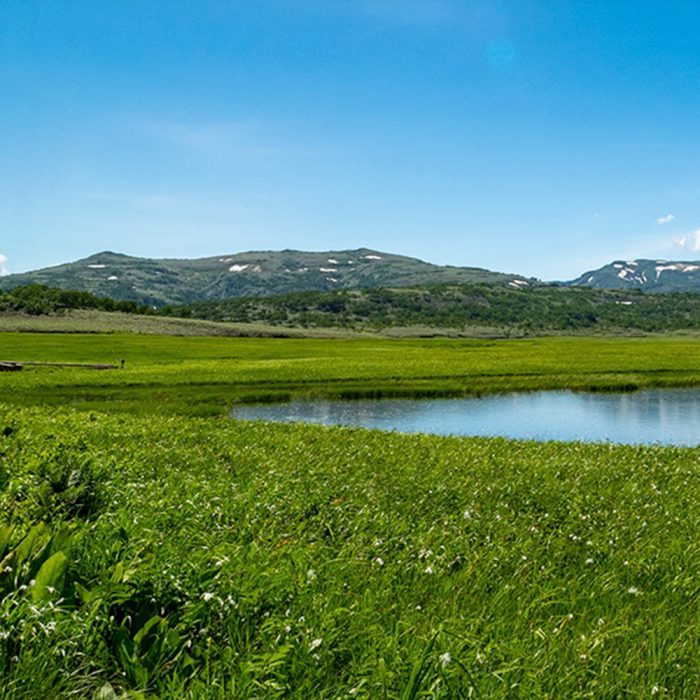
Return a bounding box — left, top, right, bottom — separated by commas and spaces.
3, 250, 700, 306
0, 249, 535, 307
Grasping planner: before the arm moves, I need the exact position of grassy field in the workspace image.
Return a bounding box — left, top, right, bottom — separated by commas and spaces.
1, 406, 698, 698
0, 310, 358, 338
3, 332, 700, 415
1, 331, 699, 697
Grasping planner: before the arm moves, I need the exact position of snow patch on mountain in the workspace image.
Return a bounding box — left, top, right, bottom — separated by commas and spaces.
569, 258, 700, 291
611, 262, 646, 284
654, 263, 700, 280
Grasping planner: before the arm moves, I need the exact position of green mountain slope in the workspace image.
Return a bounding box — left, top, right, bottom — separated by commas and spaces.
567, 259, 700, 292
0, 249, 534, 306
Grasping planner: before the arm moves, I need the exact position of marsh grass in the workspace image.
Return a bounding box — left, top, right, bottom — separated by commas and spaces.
0, 406, 698, 698
0, 332, 699, 696
3, 333, 700, 415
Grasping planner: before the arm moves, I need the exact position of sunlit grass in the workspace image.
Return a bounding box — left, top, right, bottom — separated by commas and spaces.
1, 406, 698, 697
1, 332, 699, 696
3, 333, 700, 415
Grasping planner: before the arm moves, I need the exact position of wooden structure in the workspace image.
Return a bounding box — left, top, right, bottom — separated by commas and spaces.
0, 361, 117, 371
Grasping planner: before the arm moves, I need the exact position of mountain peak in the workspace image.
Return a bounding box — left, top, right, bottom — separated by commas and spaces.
567, 258, 700, 292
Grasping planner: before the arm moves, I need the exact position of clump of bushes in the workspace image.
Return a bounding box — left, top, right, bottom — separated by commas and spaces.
0, 284, 151, 316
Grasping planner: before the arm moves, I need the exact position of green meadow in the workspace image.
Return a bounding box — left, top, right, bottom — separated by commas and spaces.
1, 331, 699, 697
4, 332, 700, 415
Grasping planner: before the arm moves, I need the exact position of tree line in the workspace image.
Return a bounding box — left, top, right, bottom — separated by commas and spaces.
4, 281, 700, 333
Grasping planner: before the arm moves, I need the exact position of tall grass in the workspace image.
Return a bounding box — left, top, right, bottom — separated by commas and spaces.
1, 405, 698, 697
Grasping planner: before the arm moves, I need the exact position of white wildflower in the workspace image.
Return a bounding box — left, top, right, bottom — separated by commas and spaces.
309, 638, 323, 652
439, 652, 451, 668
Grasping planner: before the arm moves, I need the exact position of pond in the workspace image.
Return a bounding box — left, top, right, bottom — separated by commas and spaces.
231, 388, 700, 446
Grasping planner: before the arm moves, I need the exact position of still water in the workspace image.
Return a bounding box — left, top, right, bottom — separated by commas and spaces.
231, 388, 700, 446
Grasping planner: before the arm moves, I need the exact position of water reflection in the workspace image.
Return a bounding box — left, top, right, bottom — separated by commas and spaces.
231, 388, 700, 446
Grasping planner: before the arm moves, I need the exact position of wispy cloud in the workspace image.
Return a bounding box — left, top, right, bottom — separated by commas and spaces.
78, 189, 186, 210
673, 230, 700, 252
0, 255, 8, 276
144, 120, 276, 158
657, 213, 674, 225
139, 118, 332, 161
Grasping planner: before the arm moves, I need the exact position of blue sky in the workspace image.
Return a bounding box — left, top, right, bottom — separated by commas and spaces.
2, 0, 700, 279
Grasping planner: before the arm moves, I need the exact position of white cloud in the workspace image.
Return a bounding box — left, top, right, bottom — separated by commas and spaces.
0, 255, 7, 276
673, 230, 700, 252
657, 213, 675, 224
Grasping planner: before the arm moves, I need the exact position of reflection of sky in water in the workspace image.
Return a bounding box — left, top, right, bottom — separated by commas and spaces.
232, 389, 700, 446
